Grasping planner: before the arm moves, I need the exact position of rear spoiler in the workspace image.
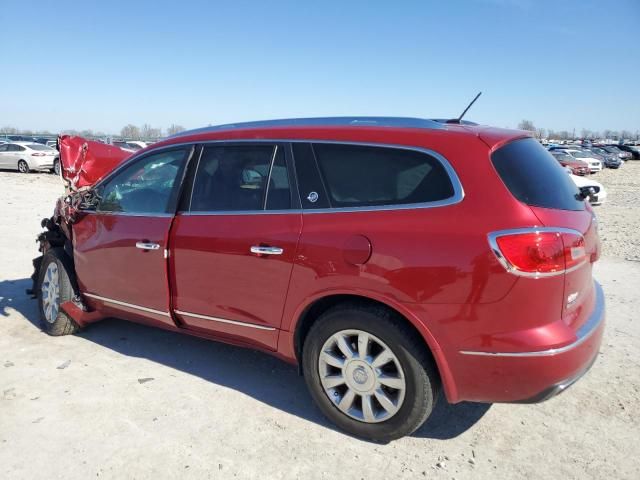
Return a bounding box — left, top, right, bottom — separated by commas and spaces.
58, 135, 131, 190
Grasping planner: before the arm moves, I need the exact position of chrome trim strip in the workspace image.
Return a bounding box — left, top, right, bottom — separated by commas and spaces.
83, 293, 170, 317
88, 140, 464, 215
181, 209, 302, 216
79, 210, 173, 217
488, 227, 587, 278
459, 281, 604, 357
174, 309, 276, 331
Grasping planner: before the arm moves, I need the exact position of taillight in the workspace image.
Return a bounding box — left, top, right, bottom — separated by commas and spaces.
31, 152, 45, 156
489, 229, 587, 277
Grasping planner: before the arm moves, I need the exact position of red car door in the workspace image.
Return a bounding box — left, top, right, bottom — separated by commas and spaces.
170, 143, 302, 350
73, 146, 192, 327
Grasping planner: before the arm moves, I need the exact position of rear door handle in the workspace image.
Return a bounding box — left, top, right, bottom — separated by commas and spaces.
250, 245, 284, 255
136, 241, 160, 250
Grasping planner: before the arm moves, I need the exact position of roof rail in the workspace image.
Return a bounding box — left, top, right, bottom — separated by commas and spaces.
170, 116, 446, 138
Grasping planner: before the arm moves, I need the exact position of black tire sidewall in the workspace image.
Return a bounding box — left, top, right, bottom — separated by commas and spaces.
302, 306, 437, 442
37, 249, 76, 335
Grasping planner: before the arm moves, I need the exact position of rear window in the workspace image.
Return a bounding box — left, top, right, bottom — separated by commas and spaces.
311, 143, 455, 208
27, 143, 53, 151
491, 138, 585, 211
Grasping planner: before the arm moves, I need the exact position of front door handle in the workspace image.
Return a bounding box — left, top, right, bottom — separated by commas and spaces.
250, 245, 284, 256
136, 241, 160, 250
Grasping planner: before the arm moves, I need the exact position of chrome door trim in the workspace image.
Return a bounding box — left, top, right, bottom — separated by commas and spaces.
459, 282, 604, 357
105, 139, 463, 214
174, 309, 276, 331
83, 292, 170, 317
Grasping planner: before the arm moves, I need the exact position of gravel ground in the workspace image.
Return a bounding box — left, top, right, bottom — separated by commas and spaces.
0, 166, 639, 480
591, 162, 640, 261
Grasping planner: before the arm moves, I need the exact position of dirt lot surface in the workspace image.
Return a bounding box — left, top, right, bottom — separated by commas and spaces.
1, 165, 639, 480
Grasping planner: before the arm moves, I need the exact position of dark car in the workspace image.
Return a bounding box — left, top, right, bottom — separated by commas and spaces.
32, 117, 604, 441
615, 144, 640, 160
589, 147, 622, 168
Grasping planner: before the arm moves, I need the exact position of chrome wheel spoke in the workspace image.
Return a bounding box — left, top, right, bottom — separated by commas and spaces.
322, 375, 346, 389
357, 332, 369, 358
338, 388, 356, 411
321, 351, 345, 369
374, 388, 398, 415
371, 349, 394, 368
335, 334, 355, 360
361, 394, 376, 422
378, 375, 404, 390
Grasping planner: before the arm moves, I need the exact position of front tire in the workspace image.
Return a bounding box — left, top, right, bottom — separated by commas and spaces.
37, 249, 79, 336
17, 160, 30, 173
302, 303, 439, 442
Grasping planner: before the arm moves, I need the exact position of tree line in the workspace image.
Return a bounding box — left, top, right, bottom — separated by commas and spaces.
1, 123, 185, 140
517, 120, 639, 142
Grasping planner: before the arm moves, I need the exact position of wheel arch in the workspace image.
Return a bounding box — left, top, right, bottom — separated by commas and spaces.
291, 292, 458, 402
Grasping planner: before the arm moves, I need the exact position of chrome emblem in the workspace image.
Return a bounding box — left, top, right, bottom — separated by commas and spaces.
352, 367, 368, 385
307, 191, 319, 203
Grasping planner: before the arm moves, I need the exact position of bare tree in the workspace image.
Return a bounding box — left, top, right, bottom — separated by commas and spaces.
140, 124, 162, 139
535, 128, 546, 139
167, 124, 185, 136
121, 124, 140, 139
518, 119, 536, 132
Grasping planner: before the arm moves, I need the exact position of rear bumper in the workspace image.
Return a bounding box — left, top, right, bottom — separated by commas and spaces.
448, 281, 605, 403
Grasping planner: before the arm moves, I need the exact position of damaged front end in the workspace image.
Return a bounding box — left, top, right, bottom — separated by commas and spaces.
29, 136, 131, 299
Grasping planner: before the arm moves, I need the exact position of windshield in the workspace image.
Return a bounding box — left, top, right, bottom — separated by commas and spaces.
552, 152, 573, 161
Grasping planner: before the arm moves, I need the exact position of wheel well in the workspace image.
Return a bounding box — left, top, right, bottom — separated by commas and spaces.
294, 294, 438, 376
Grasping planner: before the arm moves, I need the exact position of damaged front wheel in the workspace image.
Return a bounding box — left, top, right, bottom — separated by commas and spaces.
37, 249, 79, 336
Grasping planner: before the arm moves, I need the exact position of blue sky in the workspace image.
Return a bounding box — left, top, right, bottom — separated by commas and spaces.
1, 0, 638, 134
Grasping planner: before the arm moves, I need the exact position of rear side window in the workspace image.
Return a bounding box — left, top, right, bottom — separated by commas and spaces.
311, 144, 455, 208
491, 138, 584, 211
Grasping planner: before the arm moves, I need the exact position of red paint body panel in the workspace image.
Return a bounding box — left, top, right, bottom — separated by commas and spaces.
73, 213, 175, 327
169, 212, 303, 350
58, 135, 131, 190
63, 121, 604, 405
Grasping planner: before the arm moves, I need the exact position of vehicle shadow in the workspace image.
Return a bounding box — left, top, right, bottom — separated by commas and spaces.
0, 277, 491, 442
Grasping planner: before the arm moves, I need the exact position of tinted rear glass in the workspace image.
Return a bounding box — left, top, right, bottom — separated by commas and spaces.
491, 138, 585, 211
311, 143, 454, 208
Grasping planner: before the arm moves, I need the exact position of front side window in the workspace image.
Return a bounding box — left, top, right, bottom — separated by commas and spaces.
311, 143, 455, 208
189, 144, 291, 212
97, 148, 188, 214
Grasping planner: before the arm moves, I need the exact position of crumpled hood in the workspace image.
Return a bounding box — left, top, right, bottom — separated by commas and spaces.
59, 135, 131, 190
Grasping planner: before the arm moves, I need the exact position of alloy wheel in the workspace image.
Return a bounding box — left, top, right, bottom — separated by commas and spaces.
318, 329, 406, 423
41, 262, 60, 323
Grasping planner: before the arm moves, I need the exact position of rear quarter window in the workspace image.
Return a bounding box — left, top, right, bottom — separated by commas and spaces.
491, 138, 585, 211
311, 143, 455, 208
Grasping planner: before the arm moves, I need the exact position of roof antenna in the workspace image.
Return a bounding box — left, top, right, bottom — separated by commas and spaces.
447, 91, 482, 124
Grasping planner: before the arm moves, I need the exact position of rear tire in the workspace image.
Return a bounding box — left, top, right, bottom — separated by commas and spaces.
302, 303, 439, 442
17, 160, 29, 173
52, 159, 61, 176
37, 249, 79, 336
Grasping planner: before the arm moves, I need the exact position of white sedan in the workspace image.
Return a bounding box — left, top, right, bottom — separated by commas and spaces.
565, 149, 603, 173
567, 169, 607, 205
0, 142, 59, 174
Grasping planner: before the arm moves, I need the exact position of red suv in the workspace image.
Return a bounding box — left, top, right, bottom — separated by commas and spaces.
33, 118, 604, 441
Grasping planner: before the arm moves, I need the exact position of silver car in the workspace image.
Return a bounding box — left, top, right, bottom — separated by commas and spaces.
0, 142, 59, 174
